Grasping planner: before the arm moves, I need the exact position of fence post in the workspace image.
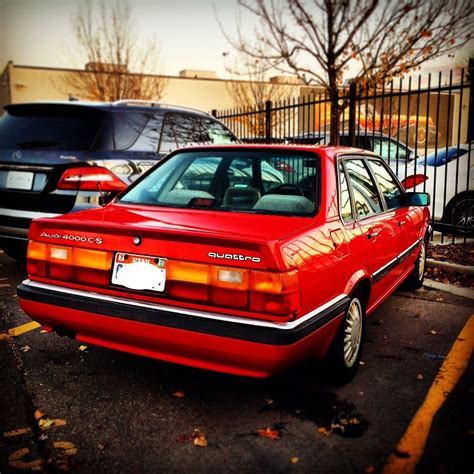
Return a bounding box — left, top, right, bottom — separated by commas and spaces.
265, 100, 272, 143
468, 58, 474, 143
348, 81, 357, 147
211, 109, 217, 118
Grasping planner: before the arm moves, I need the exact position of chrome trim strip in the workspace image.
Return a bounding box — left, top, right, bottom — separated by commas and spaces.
372, 256, 398, 279
372, 238, 422, 279
21, 279, 347, 331
0, 208, 61, 219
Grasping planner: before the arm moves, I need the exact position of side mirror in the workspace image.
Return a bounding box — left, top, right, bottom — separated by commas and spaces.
405, 192, 430, 206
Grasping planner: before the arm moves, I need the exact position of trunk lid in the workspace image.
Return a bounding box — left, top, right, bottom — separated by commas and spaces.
28, 203, 317, 270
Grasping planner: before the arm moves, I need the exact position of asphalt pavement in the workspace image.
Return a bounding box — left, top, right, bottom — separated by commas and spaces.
0, 251, 472, 474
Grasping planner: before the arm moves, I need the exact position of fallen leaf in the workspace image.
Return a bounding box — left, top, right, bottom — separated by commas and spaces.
173, 391, 185, 398
264, 399, 274, 405
359, 361, 365, 365
38, 433, 48, 441
358, 391, 364, 395
318, 426, 330, 436
416, 373, 424, 381
20, 345, 30, 352
364, 465, 375, 473
38, 418, 66, 430
98, 443, 106, 451
192, 429, 208, 447
40, 330, 48, 334
290, 456, 299, 464
34, 409, 45, 421
429, 329, 438, 335
258, 427, 280, 440
78, 345, 88, 351
3, 428, 32, 438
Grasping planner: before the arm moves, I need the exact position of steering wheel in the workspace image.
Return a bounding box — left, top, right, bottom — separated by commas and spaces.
267, 183, 304, 196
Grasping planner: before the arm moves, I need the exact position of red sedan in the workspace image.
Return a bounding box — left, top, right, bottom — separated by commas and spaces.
17, 145, 430, 382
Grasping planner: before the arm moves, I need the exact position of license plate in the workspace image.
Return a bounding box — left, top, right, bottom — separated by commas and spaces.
6, 171, 34, 190
111, 252, 167, 292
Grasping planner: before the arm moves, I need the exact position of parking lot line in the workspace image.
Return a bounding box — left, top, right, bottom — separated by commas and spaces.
8, 321, 41, 337
382, 314, 473, 474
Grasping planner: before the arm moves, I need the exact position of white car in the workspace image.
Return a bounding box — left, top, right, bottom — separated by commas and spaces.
401, 144, 473, 231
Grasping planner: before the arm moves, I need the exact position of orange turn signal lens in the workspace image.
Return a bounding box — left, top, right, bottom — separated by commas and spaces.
167, 261, 210, 284
27, 241, 47, 260
73, 248, 112, 271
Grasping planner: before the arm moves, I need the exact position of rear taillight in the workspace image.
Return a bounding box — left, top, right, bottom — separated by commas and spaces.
27, 242, 113, 286
166, 261, 301, 316
57, 166, 127, 191
401, 174, 428, 190
27, 241, 301, 317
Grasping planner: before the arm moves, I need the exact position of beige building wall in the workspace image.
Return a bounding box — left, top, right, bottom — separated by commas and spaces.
0, 63, 302, 113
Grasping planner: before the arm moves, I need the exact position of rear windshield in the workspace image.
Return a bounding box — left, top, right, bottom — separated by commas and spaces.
119, 149, 320, 216
0, 104, 107, 151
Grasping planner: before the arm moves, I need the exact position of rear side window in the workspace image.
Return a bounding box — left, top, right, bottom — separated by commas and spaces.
371, 137, 408, 163
345, 159, 382, 218
113, 112, 150, 150
0, 104, 107, 151
338, 162, 353, 222
200, 119, 237, 144
159, 113, 207, 154
159, 113, 236, 154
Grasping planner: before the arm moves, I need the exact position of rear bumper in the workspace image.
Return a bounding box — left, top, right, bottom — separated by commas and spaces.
17, 279, 348, 377
0, 208, 61, 241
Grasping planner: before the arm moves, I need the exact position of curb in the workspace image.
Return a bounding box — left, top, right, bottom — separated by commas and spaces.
426, 258, 474, 275
423, 279, 474, 300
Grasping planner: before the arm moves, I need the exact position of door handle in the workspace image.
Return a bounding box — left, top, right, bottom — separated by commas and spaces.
397, 220, 406, 227
367, 231, 380, 240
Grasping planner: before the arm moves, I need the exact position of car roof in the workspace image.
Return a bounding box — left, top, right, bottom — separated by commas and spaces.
4, 100, 214, 118
166, 143, 381, 160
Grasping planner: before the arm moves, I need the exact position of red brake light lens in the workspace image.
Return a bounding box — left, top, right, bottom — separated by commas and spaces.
57, 166, 127, 191
401, 174, 428, 190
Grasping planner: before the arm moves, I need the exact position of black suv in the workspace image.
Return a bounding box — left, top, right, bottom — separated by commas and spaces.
0, 100, 237, 259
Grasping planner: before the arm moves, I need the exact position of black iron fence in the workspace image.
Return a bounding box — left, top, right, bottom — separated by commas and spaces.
213, 65, 473, 242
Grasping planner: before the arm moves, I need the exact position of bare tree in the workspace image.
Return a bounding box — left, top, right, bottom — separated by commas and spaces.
226, 57, 295, 137
227, 0, 473, 144
60, 0, 167, 101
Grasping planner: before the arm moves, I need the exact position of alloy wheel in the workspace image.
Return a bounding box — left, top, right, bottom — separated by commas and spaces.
343, 299, 363, 368
451, 199, 474, 230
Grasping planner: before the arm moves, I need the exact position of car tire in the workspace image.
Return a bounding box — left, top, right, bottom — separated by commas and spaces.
444, 192, 474, 234
403, 239, 427, 290
326, 290, 366, 384
0, 241, 27, 261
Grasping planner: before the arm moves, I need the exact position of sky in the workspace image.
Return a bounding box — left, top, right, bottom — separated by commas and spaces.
0, 0, 472, 80
0, 0, 245, 77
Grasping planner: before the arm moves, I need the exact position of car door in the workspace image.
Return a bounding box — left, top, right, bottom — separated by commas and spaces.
343, 157, 401, 299
365, 158, 417, 279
